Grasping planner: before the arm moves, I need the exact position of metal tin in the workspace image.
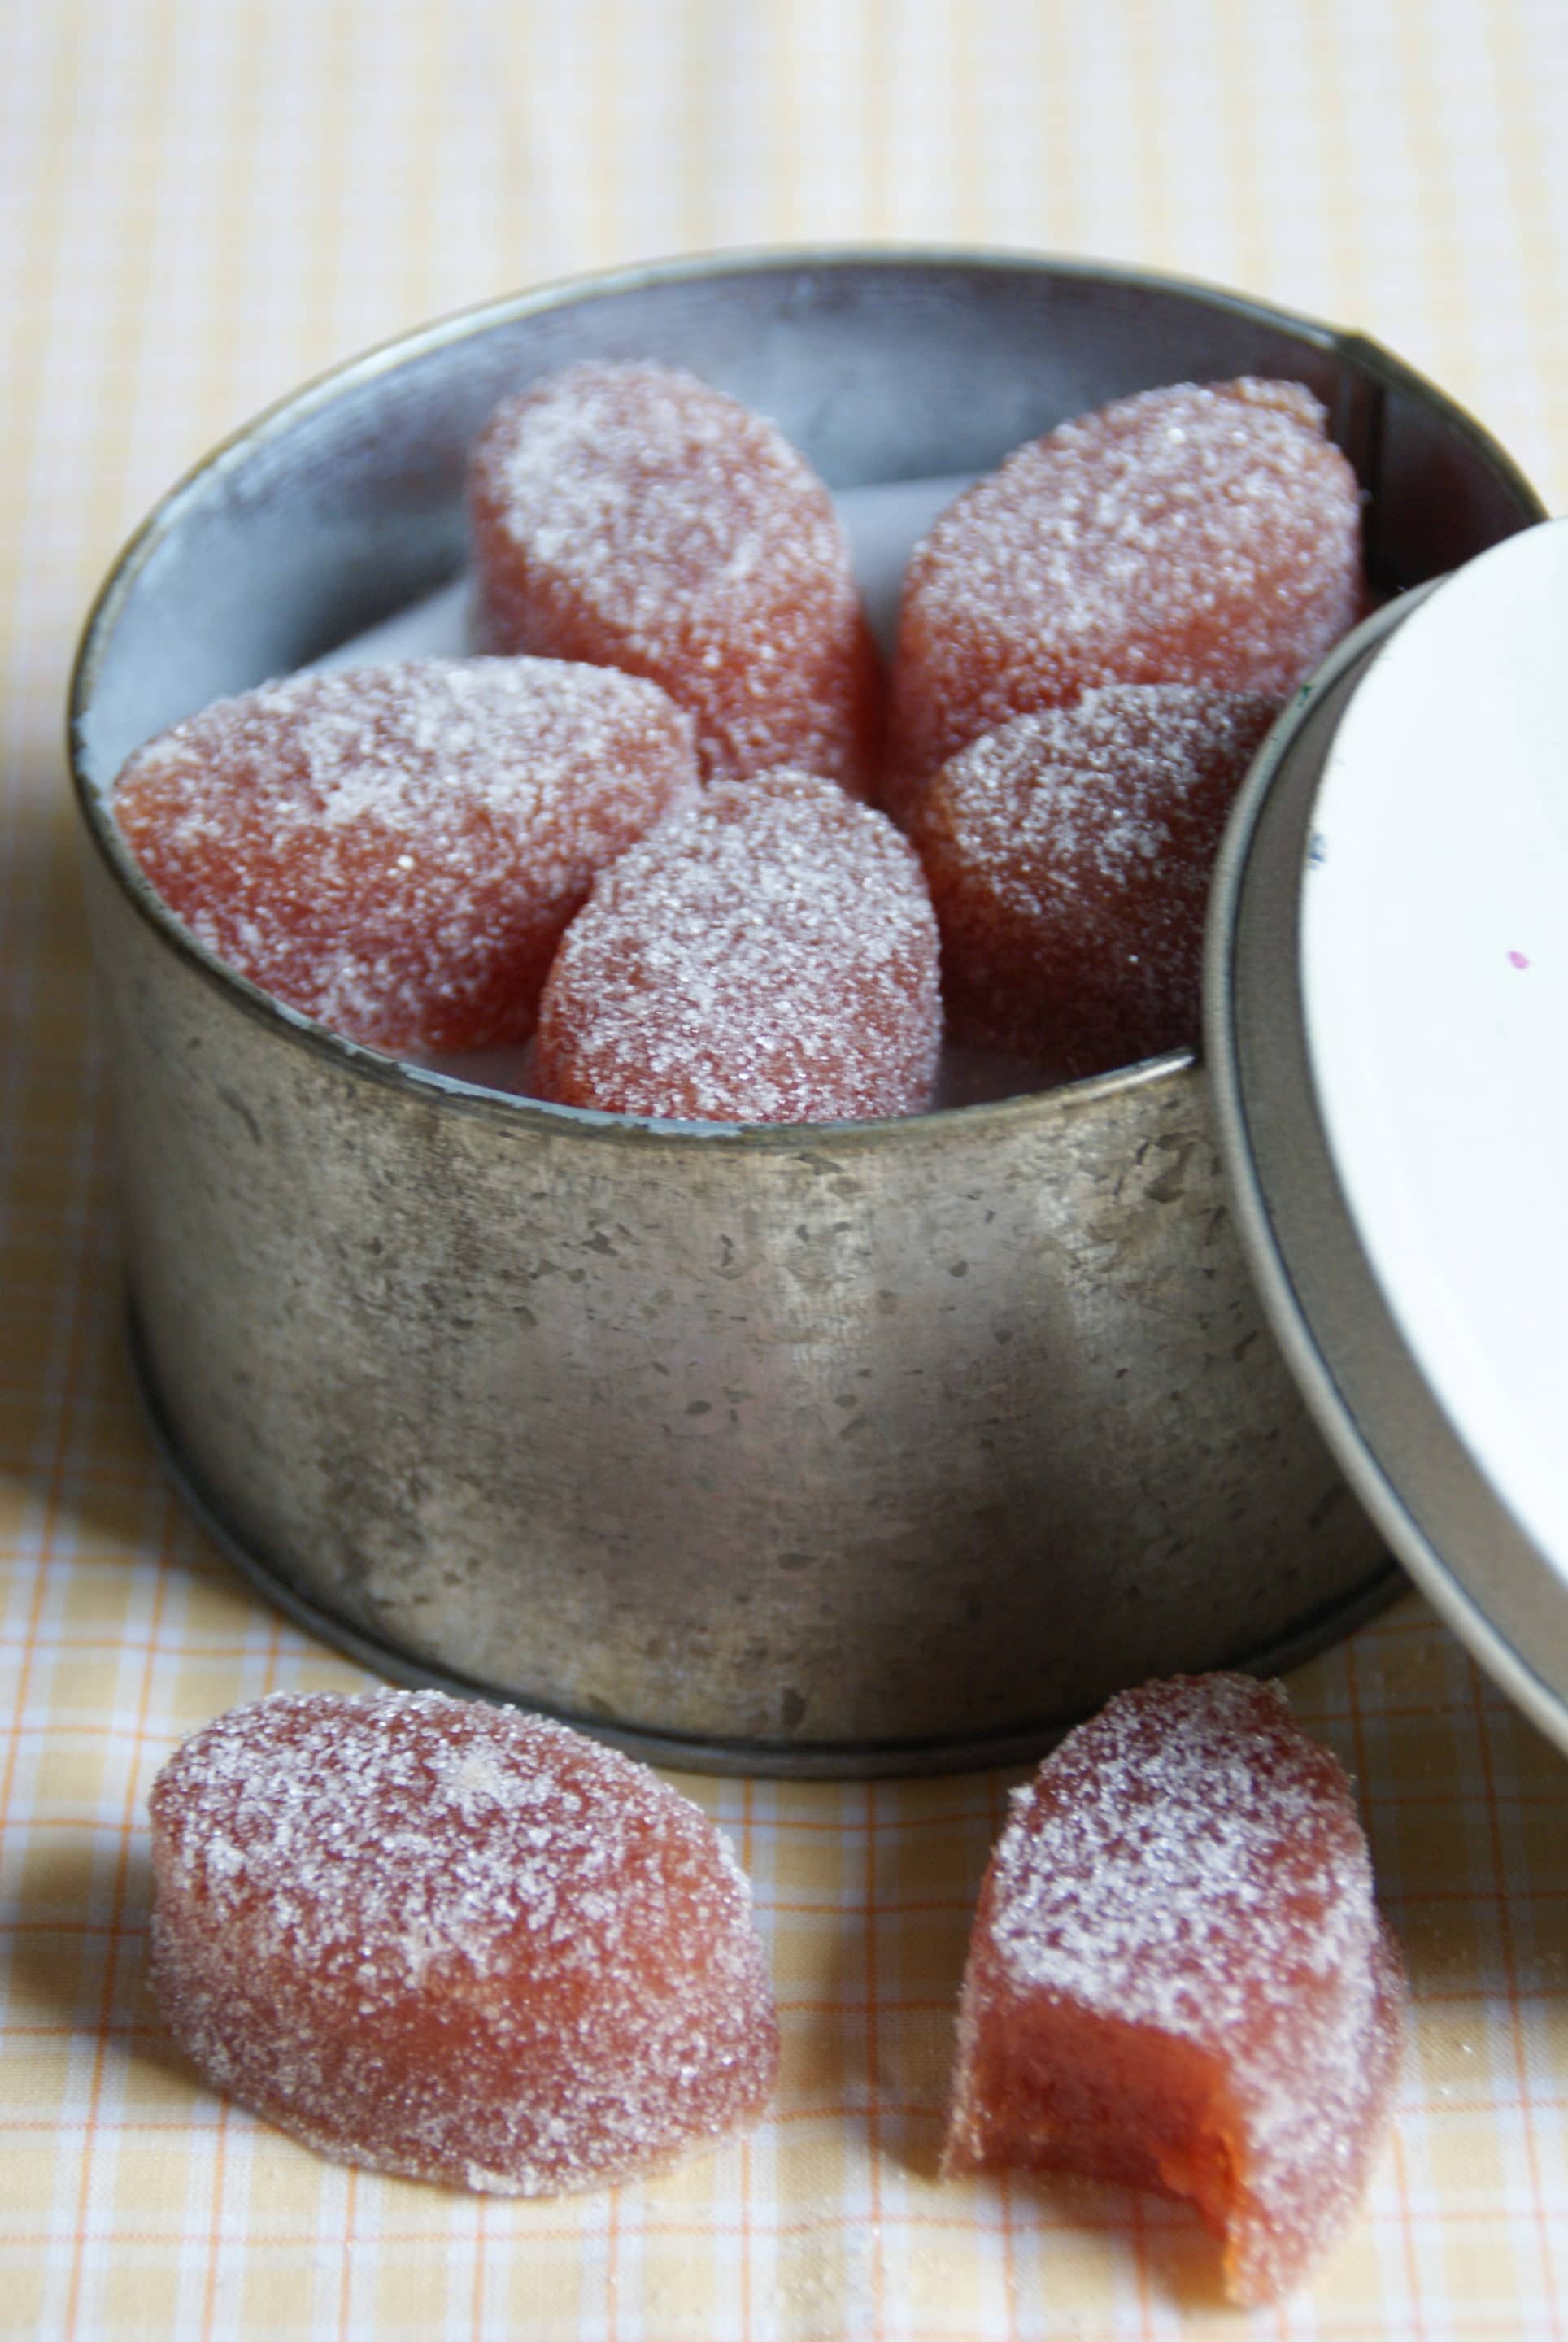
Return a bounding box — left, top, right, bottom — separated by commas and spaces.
68, 251, 1544, 1776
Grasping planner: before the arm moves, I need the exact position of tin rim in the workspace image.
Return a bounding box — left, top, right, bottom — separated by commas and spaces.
64, 242, 1544, 1153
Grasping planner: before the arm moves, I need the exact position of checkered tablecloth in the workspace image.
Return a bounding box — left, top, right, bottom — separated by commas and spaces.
4, 3, 1568, 2335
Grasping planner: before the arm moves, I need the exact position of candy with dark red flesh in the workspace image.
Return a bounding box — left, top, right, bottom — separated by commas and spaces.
884, 378, 1361, 821
943, 1674, 1406, 2305
534, 767, 940, 1123
913, 685, 1277, 1078
469, 360, 882, 795
149, 1691, 778, 2196
113, 657, 698, 1052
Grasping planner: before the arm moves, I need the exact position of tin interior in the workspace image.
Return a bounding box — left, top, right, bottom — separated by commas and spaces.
66, 253, 1546, 1774
72, 250, 1539, 825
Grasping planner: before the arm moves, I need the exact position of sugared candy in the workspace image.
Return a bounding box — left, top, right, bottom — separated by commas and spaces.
885, 377, 1361, 820
469, 359, 882, 794
149, 1690, 778, 2195
112, 657, 698, 1051
913, 685, 1277, 1077
943, 1674, 1406, 2305
534, 767, 941, 1123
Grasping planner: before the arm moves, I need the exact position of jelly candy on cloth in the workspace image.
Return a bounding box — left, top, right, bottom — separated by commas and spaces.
943, 1673, 1407, 2305
149, 1691, 778, 2195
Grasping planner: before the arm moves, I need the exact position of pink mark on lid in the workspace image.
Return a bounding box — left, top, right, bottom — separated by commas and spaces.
1509, 950, 1531, 969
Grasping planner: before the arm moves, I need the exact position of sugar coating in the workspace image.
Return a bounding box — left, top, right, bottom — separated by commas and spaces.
884, 378, 1362, 821
535, 768, 941, 1123
148, 1690, 778, 2195
914, 685, 1277, 1077
112, 658, 699, 1051
944, 1674, 1406, 2305
470, 359, 882, 794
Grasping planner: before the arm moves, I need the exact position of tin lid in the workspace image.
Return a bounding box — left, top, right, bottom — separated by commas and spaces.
1208, 518, 1568, 1751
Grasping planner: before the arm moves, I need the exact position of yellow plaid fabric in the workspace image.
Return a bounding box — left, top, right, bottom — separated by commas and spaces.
3, 2, 1567, 2333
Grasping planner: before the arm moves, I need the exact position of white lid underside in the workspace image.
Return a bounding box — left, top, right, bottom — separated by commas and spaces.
1214, 518, 1568, 1750
1304, 522, 1568, 1585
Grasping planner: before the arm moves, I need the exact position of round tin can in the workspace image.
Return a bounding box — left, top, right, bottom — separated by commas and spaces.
68, 250, 1544, 1775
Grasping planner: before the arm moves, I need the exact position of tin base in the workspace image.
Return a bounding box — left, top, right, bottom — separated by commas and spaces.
131, 1315, 1408, 1779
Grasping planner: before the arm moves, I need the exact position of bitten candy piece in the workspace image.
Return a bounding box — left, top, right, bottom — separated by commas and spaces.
149, 1691, 778, 2195
885, 377, 1361, 820
535, 767, 941, 1123
914, 685, 1277, 1078
113, 657, 698, 1052
944, 1674, 1406, 2305
470, 359, 882, 794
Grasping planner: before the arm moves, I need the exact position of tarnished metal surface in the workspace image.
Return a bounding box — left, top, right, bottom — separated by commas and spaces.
87, 856, 1391, 1755
68, 252, 1544, 1771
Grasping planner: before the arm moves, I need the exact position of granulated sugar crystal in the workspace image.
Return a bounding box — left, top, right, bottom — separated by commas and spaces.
113, 656, 699, 1051
534, 766, 941, 1123
149, 1691, 778, 2195
470, 359, 882, 794
913, 685, 1277, 1077
885, 377, 1361, 821
943, 1673, 1406, 2305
